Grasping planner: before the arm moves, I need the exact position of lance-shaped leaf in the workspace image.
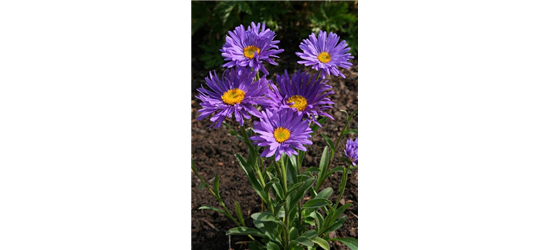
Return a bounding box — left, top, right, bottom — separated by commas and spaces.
323, 215, 346, 233
304, 198, 330, 209
320, 133, 335, 150
234, 201, 245, 226
329, 238, 358, 250
226, 227, 266, 237
235, 154, 268, 202
312, 236, 330, 250
315, 187, 333, 200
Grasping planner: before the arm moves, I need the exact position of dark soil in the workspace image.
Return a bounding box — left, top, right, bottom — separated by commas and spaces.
191, 59, 358, 250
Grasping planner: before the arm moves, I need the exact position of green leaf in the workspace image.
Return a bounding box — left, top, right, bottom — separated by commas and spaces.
311, 117, 329, 132
198, 206, 225, 215
215, 0, 236, 24
323, 216, 346, 233
289, 227, 299, 241
290, 177, 315, 205
285, 154, 298, 185
285, 205, 298, 227
315, 146, 331, 190
252, 213, 283, 243
328, 203, 352, 224
222, 122, 237, 136
304, 199, 330, 210
265, 177, 283, 200
347, 109, 358, 121
238, 2, 252, 15
266, 242, 281, 250
273, 203, 285, 218
234, 201, 245, 226
297, 150, 305, 169
328, 166, 345, 175
286, 181, 304, 198
252, 212, 285, 228
226, 227, 266, 237
315, 187, 333, 200
312, 236, 330, 250
213, 174, 220, 196
235, 154, 267, 201
294, 237, 314, 247
329, 238, 358, 250
304, 216, 315, 226
339, 167, 349, 196
304, 167, 320, 173
320, 133, 335, 150
289, 154, 298, 169
266, 171, 276, 181
251, 212, 277, 222
301, 230, 318, 239
266, 162, 277, 175
342, 129, 358, 136
299, 173, 314, 181
312, 211, 324, 231
247, 127, 254, 137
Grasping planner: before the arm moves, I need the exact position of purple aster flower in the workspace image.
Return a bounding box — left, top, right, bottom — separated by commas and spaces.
250, 108, 313, 161
296, 30, 354, 78
344, 138, 358, 166
267, 69, 334, 126
196, 68, 270, 129
221, 22, 284, 75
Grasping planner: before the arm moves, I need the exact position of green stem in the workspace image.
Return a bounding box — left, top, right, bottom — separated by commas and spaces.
296, 156, 303, 225
280, 157, 288, 193
274, 160, 290, 248
334, 166, 349, 211
239, 126, 254, 149
314, 109, 357, 191
274, 159, 290, 248
284, 201, 290, 249
279, 157, 290, 249
315, 71, 322, 81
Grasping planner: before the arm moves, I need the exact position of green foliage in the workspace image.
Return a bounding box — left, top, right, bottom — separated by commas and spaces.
310, 1, 359, 55
198, 41, 224, 70
194, 109, 359, 249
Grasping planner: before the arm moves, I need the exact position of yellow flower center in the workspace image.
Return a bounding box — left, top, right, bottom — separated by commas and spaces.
287, 95, 308, 111
273, 127, 291, 143
317, 52, 331, 63
243, 46, 261, 59
221, 88, 245, 105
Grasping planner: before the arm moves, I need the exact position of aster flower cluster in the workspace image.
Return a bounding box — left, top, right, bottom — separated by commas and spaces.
193, 22, 358, 250
197, 22, 355, 159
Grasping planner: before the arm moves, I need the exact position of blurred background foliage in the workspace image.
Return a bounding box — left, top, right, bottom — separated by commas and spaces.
192, 1, 358, 71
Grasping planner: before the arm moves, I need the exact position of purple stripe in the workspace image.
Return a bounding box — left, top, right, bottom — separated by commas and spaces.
358, 148, 549, 158
357, 137, 549, 148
